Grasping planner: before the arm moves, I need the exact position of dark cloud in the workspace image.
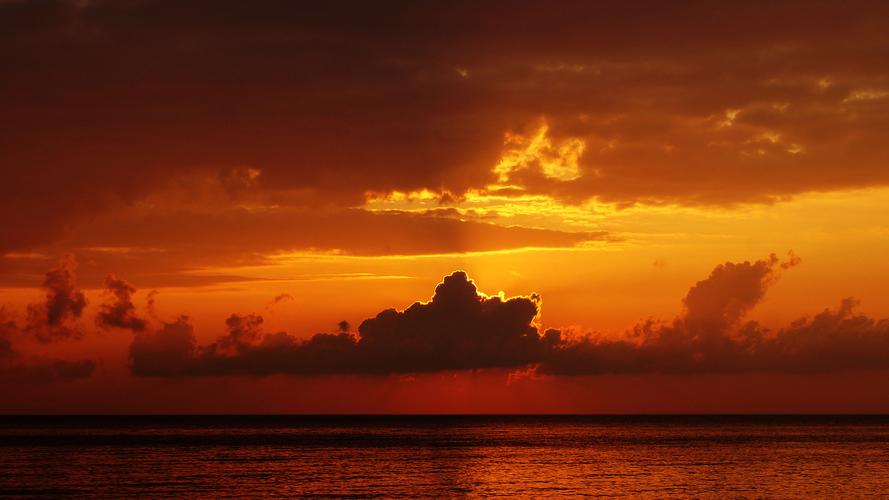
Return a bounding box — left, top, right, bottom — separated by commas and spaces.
0, 307, 95, 383
0, 357, 95, 383
264, 293, 295, 312
682, 252, 800, 333
129, 271, 553, 376
96, 274, 147, 332
0, 258, 96, 381
755, 298, 889, 372
129, 314, 358, 377
0, 311, 16, 361
538, 252, 889, 374
352, 271, 549, 373
539, 254, 799, 374
130, 316, 197, 377
126, 258, 889, 377
271, 294, 293, 305
146, 290, 159, 318
24, 255, 87, 342
3, 1, 889, 252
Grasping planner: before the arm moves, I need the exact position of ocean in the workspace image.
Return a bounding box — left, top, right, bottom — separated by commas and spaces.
1, 415, 888, 497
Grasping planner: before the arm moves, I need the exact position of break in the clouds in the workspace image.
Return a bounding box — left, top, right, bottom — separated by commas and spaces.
3, 1, 889, 254
123, 255, 889, 377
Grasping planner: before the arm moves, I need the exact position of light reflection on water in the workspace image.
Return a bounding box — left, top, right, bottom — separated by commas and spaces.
1, 416, 888, 497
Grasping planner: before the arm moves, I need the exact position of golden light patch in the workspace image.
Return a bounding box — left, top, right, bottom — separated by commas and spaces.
493, 120, 585, 182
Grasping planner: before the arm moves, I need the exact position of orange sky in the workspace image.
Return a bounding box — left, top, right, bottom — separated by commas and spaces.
3, 0, 889, 413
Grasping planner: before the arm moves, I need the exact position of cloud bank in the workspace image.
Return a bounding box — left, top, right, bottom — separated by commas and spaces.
124, 254, 889, 377
539, 253, 889, 374
4, 253, 889, 381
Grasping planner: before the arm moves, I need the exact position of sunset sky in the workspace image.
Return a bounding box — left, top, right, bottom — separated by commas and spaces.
3, 0, 889, 413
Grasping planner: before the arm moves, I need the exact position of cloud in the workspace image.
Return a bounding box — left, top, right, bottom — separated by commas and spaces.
129, 316, 196, 377
0, 251, 860, 379
0, 357, 95, 383
538, 254, 797, 374
0, 258, 96, 381
0, 208, 607, 288
129, 314, 358, 377
270, 294, 294, 305
128, 271, 553, 376
0, 307, 95, 382
538, 252, 889, 374
126, 256, 889, 377
146, 290, 159, 318
66, 207, 603, 258
96, 274, 148, 332
681, 252, 799, 333
756, 298, 889, 372
24, 255, 87, 342
264, 294, 295, 314
3, 1, 889, 253
0, 312, 16, 361
351, 271, 549, 373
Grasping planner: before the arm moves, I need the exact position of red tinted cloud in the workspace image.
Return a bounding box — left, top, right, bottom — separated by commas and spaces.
3, 1, 889, 252
129, 316, 197, 377
539, 252, 889, 374
0, 303, 94, 383
0, 208, 607, 288
96, 274, 148, 332
24, 255, 87, 342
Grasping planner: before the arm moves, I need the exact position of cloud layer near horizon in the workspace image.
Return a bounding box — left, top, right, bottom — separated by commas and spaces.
4, 254, 889, 380
119, 254, 889, 377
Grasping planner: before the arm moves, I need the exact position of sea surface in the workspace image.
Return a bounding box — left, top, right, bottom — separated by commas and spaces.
1, 415, 888, 498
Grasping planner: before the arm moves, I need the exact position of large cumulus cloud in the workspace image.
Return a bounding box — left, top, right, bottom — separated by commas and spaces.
128, 271, 554, 376
353, 271, 549, 372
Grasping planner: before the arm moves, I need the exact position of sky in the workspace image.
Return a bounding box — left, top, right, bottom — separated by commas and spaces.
3, 0, 889, 413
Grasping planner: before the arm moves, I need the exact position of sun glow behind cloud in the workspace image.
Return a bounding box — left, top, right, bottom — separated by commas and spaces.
493, 120, 586, 183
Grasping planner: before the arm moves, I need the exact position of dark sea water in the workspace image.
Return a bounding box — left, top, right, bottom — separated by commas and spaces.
1, 415, 888, 498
